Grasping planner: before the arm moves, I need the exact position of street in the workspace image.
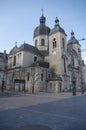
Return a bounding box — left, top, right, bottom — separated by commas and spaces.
0, 92, 86, 130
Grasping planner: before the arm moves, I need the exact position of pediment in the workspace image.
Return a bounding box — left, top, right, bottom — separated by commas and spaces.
9, 46, 20, 55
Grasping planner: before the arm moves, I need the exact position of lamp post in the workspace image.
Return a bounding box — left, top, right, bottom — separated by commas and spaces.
71, 70, 76, 96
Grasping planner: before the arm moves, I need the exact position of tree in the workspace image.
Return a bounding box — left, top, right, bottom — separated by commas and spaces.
50, 66, 56, 78
30, 67, 40, 94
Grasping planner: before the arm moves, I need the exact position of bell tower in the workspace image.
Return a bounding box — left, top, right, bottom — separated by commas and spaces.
49, 17, 67, 76
33, 11, 50, 51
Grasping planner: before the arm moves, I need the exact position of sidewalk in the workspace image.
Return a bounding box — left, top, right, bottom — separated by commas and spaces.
0, 90, 84, 98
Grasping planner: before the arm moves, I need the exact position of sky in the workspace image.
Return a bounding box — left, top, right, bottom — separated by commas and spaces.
0, 0, 86, 63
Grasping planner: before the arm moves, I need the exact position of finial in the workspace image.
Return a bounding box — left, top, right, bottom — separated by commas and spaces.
23, 41, 25, 44
40, 9, 46, 24
15, 41, 17, 47
41, 8, 44, 16
55, 17, 59, 27
71, 30, 74, 37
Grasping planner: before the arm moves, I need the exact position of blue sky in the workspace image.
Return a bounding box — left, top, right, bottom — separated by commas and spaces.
0, 0, 86, 63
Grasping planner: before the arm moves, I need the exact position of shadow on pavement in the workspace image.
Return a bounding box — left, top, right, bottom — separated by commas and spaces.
0, 94, 86, 130
18, 125, 52, 130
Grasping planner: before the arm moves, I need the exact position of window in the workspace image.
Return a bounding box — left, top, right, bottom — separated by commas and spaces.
34, 56, 37, 62
27, 72, 29, 81
53, 38, 56, 48
64, 59, 66, 73
62, 38, 65, 48
71, 56, 74, 66
78, 48, 81, 53
13, 56, 16, 66
41, 73, 43, 81
48, 74, 50, 79
35, 40, 37, 47
41, 39, 45, 46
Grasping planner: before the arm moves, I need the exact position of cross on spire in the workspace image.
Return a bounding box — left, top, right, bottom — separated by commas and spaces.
41, 8, 44, 16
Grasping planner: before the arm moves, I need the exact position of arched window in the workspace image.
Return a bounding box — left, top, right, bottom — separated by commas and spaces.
62, 38, 65, 48
53, 38, 56, 48
41, 38, 45, 46
64, 58, 66, 73
13, 56, 16, 66
34, 56, 37, 62
41, 73, 43, 81
27, 72, 29, 81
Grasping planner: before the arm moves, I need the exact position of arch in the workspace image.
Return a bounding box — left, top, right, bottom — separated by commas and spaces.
41, 38, 45, 46
53, 38, 56, 48
62, 38, 65, 48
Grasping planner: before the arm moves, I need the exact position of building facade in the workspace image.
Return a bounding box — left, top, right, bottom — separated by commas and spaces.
6, 13, 86, 93
0, 51, 8, 91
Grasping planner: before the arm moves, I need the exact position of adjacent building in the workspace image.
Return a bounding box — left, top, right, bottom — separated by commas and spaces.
0, 51, 8, 91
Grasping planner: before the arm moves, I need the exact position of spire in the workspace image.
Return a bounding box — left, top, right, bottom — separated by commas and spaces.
55, 17, 59, 27
40, 9, 46, 25
41, 8, 44, 16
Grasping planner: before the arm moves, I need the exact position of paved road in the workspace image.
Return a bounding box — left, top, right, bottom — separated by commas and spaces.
0, 92, 86, 130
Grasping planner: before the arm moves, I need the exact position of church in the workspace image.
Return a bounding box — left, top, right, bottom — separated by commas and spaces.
6, 12, 86, 93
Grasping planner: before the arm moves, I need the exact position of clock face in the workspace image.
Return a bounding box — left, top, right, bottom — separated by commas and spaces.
53, 51, 56, 55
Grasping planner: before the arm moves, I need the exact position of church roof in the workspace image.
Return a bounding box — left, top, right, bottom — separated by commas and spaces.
19, 43, 44, 57
29, 60, 49, 68
34, 25, 50, 38
0, 52, 8, 59
9, 43, 45, 57
33, 13, 50, 38
50, 17, 67, 36
68, 31, 81, 46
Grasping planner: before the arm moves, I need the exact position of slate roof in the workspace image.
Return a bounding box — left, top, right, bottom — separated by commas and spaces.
29, 60, 49, 68
9, 43, 49, 57
68, 36, 81, 46
19, 43, 44, 57
0, 52, 8, 59
68, 31, 81, 46
33, 14, 50, 38
50, 25, 66, 36
33, 25, 50, 38
50, 17, 67, 36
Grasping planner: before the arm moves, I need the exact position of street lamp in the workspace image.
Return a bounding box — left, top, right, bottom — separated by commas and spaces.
78, 38, 85, 41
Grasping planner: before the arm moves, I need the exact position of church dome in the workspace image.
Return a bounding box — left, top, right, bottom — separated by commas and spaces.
33, 14, 50, 38
49, 17, 66, 36
68, 31, 80, 45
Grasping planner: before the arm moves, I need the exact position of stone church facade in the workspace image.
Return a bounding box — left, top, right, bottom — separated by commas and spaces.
6, 13, 86, 93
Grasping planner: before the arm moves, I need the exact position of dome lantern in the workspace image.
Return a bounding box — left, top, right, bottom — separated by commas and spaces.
55, 17, 59, 27
40, 9, 46, 25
